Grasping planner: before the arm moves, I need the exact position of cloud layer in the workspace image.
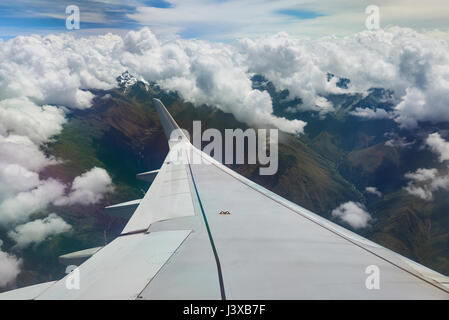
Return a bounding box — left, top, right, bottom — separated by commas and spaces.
3, 27, 449, 134
238, 28, 449, 128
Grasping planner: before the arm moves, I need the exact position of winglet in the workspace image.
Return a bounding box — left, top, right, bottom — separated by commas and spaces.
153, 99, 189, 146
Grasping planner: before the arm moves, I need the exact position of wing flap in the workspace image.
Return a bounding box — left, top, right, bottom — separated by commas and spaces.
36, 230, 191, 300
121, 143, 195, 234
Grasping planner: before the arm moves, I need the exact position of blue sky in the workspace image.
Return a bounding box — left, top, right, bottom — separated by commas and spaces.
2, 0, 449, 41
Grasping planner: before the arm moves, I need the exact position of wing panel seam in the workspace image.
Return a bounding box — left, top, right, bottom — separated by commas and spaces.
186, 151, 227, 300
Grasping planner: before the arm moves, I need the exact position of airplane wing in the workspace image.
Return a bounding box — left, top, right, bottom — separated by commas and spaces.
1, 99, 449, 300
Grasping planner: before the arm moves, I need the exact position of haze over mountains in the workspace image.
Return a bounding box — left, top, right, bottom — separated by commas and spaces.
1, 27, 449, 289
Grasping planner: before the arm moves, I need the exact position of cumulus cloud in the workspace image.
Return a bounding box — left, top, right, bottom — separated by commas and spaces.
426, 132, 449, 162
365, 187, 382, 197
331, 201, 373, 229
0, 135, 57, 173
404, 167, 449, 200
404, 184, 433, 201
55, 167, 114, 206
8, 214, 72, 249
0, 179, 66, 225
0, 240, 21, 288
404, 168, 438, 182
0, 98, 66, 144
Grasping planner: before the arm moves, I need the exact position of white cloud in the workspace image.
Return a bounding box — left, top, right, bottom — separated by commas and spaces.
404, 185, 433, 201
350, 107, 391, 120
385, 137, 414, 148
426, 132, 449, 162
0, 179, 65, 225
0, 135, 57, 172
404, 167, 449, 200
331, 201, 372, 229
0, 164, 40, 202
55, 167, 114, 206
0, 33, 120, 109
404, 168, 438, 182
0, 240, 21, 288
0, 167, 113, 225
8, 214, 72, 249
365, 187, 382, 197
0, 98, 66, 144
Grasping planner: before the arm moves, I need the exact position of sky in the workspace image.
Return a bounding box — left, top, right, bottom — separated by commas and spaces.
2, 0, 449, 41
